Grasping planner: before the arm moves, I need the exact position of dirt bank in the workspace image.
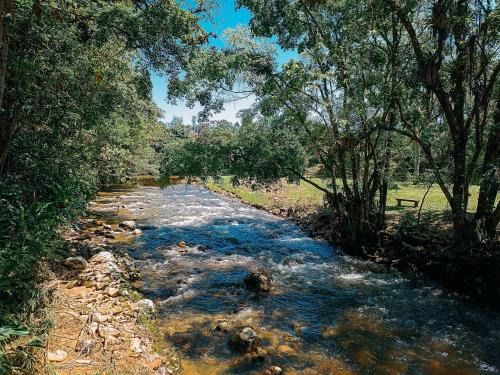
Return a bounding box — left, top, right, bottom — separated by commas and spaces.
40, 218, 180, 375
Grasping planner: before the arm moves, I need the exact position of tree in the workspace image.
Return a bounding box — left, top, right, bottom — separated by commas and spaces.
161, 115, 305, 185
382, 0, 499, 242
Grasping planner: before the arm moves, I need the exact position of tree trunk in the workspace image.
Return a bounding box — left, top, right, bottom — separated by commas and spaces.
451, 133, 471, 244
474, 97, 500, 238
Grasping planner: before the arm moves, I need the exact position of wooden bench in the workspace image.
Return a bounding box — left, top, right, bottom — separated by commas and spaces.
396, 198, 419, 207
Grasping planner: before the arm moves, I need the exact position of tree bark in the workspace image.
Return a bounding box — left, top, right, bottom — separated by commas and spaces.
474, 97, 499, 238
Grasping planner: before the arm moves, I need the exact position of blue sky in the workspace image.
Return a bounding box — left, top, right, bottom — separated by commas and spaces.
151, 0, 296, 124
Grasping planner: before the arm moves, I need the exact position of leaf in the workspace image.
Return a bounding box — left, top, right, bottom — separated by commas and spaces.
0, 326, 30, 343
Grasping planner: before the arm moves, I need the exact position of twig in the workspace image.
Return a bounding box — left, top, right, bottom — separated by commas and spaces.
417, 180, 434, 228
74, 313, 93, 351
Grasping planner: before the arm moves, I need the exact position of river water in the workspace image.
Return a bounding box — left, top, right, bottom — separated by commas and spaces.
91, 183, 500, 375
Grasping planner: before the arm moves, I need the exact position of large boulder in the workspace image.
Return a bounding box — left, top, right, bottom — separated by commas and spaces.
229, 327, 260, 352
244, 272, 274, 292
119, 220, 137, 230
64, 256, 88, 271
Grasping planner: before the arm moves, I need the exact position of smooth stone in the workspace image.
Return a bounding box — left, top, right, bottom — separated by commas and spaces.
64, 256, 88, 270
269, 366, 283, 374
98, 324, 119, 338
47, 350, 67, 362
93, 312, 109, 323
107, 287, 120, 297
130, 337, 142, 353
119, 220, 137, 230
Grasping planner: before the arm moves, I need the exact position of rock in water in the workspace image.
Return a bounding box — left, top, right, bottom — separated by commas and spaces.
119, 220, 137, 230
244, 272, 274, 292
229, 327, 260, 352
64, 256, 88, 270
214, 321, 229, 332
269, 366, 283, 374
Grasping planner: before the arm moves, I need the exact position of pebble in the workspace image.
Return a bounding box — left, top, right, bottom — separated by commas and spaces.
130, 337, 142, 353
98, 325, 119, 338
148, 357, 165, 370
64, 256, 89, 271
107, 287, 120, 297
93, 312, 109, 323
269, 366, 283, 374
47, 349, 68, 362
119, 220, 137, 230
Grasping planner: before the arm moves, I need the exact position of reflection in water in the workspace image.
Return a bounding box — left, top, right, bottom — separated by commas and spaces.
89, 184, 500, 375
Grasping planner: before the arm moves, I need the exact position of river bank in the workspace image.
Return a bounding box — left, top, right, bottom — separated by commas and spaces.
201, 181, 500, 307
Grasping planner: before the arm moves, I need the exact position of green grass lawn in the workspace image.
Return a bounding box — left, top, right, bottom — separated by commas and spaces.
205, 177, 486, 216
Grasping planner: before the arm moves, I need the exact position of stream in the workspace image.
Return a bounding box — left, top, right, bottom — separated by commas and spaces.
89, 182, 500, 375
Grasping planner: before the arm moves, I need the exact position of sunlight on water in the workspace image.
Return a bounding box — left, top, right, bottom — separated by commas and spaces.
89, 183, 500, 375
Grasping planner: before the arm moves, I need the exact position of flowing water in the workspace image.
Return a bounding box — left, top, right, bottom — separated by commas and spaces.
90, 182, 500, 375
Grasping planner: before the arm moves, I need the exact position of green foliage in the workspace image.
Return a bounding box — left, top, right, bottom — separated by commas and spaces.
160, 117, 306, 184
0, 1, 208, 372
